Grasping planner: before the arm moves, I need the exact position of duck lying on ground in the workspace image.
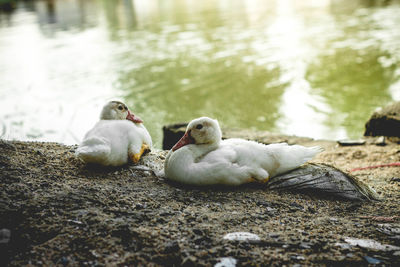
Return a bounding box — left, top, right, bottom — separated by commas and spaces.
164, 117, 322, 186
75, 101, 152, 166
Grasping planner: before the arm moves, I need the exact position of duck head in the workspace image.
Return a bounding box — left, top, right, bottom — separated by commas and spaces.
100, 101, 143, 123
172, 117, 222, 151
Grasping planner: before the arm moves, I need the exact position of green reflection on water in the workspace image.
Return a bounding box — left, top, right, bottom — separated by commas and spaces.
121, 54, 286, 147
307, 48, 395, 138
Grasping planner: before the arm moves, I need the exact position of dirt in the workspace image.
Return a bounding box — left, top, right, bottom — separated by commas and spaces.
1, 136, 400, 266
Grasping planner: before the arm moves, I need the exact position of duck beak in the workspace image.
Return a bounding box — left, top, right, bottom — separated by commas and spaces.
172, 131, 194, 151
126, 110, 143, 123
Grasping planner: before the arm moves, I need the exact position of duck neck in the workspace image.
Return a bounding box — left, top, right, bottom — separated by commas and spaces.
192, 140, 220, 159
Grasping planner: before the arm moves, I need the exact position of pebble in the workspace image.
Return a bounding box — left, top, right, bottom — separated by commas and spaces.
299, 242, 312, 249
60, 256, 69, 266
364, 256, 381, 264
345, 237, 400, 251
0, 228, 11, 244
290, 255, 305, 261
375, 136, 386, 146
223, 232, 261, 242
67, 219, 84, 226
377, 223, 400, 237
337, 139, 366, 146
164, 240, 180, 253
214, 257, 237, 267
268, 233, 280, 239
329, 217, 339, 223
335, 242, 352, 250
390, 177, 400, 183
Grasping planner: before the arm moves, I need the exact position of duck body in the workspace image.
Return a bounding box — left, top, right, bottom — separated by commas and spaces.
76, 101, 152, 166
165, 117, 322, 186
77, 120, 152, 166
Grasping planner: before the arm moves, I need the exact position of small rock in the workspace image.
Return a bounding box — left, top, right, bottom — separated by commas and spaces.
377, 224, 400, 240
135, 203, 146, 209
0, 228, 11, 244
345, 237, 400, 251
290, 255, 305, 261
265, 207, 276, 212
214, 257, 237, 267
91, 250, 101, 258
335, 242, 352, 250
364, 256, 381, 264
375, 136, 386, 146
390, 177, 400, 183
223, 232, 261, 243
299, 242, 312, 249
60, 256, 69, 266
268, 233, 280, 239
289, 202, 304, 210
337, 139, 366, 146
67, 219, 84, 226
352, 150, 367, 159
164, 240, 180, 253
329, 217, 339, 223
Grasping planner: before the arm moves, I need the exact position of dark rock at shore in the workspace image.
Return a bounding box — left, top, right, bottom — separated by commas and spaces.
162, 123, 187, 150
364, 101, 400, 138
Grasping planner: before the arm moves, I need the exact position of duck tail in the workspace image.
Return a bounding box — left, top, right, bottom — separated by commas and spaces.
271, 144, 323, 175
287, 145, 323, 165
300, 146, 324, 162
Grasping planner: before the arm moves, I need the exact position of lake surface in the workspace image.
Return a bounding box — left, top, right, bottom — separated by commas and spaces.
1, 0, 399, 148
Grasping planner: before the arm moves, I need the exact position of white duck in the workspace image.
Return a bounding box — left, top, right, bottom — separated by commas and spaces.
164, 117, 322, 186
75, 101, 152, 166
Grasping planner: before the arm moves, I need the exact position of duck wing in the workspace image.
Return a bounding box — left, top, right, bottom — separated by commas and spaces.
220, 140, 322, 178
75, 137, 111, 164
267, 163, 379, 201
165, 145, 257, 186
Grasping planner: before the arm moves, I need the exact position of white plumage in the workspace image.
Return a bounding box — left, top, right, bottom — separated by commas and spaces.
165, 117, 322, 185
76, 101, 152, 166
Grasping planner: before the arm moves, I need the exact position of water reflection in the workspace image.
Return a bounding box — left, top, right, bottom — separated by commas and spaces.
0, 0, 399, 148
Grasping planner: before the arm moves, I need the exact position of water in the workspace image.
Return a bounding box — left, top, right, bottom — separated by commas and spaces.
0, 0, 399, 148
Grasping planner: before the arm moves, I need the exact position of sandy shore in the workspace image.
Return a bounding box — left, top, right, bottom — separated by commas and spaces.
1, 134, 399, 266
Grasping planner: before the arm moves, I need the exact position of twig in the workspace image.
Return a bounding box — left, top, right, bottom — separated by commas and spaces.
350, 162, 400, 172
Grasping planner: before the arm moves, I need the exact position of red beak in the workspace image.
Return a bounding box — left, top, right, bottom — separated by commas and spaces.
172, 131, 195, 151
126, 110, 143, 123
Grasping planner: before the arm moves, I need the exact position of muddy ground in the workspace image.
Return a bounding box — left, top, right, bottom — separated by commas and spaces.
1, 134, 400, 266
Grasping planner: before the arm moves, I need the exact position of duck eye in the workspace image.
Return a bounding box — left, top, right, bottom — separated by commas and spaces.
196, 124, 203, 130
118, 106, 123, 111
